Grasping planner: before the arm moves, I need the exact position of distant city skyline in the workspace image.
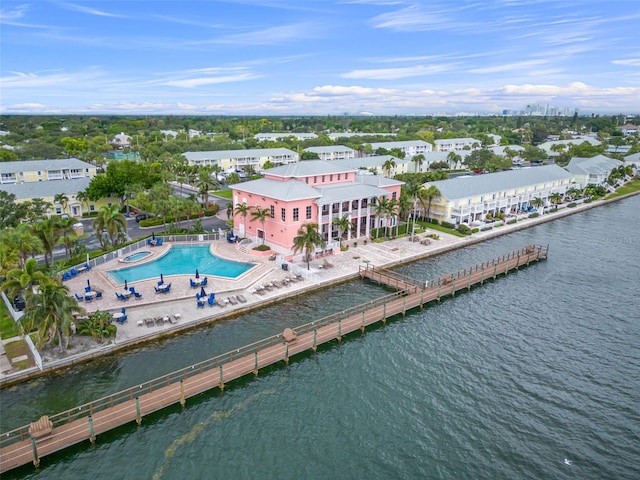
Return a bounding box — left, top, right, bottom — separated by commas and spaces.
1, 1, 639, 116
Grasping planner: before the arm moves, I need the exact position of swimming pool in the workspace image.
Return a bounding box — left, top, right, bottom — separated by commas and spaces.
107, 245, 254, 284
121, 251, 152, 262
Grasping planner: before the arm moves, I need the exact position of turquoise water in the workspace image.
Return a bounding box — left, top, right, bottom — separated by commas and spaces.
1, 196, 639, 479
107, 244, 254, 284
121, 251, 152, 262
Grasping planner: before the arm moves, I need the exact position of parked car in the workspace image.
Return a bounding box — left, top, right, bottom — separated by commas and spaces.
135, 213, 153, 222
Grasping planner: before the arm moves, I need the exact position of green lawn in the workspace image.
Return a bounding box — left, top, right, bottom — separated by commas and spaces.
418, 221, 467, 237
0, 302, 21, 339
606, 179, 640, 199
213, 190, 233, 199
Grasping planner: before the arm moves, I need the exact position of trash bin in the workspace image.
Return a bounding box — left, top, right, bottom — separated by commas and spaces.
281, 263, 288, 271
73, 223, 84, 235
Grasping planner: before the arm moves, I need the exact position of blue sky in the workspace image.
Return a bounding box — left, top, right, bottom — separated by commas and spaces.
1, 0, 639, 115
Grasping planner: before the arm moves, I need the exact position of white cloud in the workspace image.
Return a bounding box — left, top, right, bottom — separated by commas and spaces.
195, 22, 317, 46
162, 73, 258, 88
58, 3, 127, 18
468, 60, 548, 74
342, 64, 455, 80
612, 58, 640, 67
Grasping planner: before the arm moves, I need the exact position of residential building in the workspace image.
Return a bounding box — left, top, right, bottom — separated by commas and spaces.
421, 165, 575, 225
327, 132, 396, 140
624, 152, 640, 176
617, 124, 640, 137
231, 160, 404, 256
538, 136, 601, 156
182, 148, 298, 173
331, 155, 408, 176
565, 155, 624, 188
254, 133, 318, 142
110, 132, 131, 148
304, 145, 355, 161
366, 140, 432, 157
0, 158, 97, 184
0, 177, 110, 218
434, 137, 482, 152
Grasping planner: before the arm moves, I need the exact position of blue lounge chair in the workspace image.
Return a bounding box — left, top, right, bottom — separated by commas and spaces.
75, 293, 84, 302
84, 295, 93, 302
95, 291, 103, 299
116, 315, 128, 324
190, 279, 199, 288
70, 268, 79, 276
133, 291, 142, 298
201, 277, 208, 286
84, 263, 92, 271
156, 238, 163, 246
195, 293, 201, 300
197, 299, 205, 308
207, 294, 216, 306
85, 286, 91, 293
62, 272, 72, 281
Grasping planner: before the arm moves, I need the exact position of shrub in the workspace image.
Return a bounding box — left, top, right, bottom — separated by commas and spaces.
506, 219, 517, 225
441, 221, 455, 229
528, 212, 540, 218
253, 244, 271, 251
457, 224, 471, 235
584, 198, 593, 203
471, 228, 479, 233
481, 226, 493, 231
430, 218, 440, 225
568, 202, 577, 208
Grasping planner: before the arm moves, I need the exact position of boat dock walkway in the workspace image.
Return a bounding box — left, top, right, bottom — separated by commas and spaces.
0, 245, 548, 474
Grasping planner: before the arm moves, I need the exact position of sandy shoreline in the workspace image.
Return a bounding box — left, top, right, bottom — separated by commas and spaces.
1, 191, 638, 387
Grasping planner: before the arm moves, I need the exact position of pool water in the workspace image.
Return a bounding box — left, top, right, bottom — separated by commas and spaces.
122, 251, 152, 262
107, 245, 254, 284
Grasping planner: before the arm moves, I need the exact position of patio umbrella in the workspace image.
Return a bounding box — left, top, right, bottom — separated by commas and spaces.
200, 286, 206, 297
87, 278, 91, 290
195, 269, 200, 279
124, 280, 128, 291
152, 232, 155, 240
160, 273, 164, 284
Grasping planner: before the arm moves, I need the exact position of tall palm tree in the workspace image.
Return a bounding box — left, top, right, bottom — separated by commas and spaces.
417, 185, 441, 222
22, 279, 84, 352
76, 190, 90, 215
382, 158, 396, 178
234, 202, 251, 236
332, 215, 352, 248
93, 205, 127, 249
2, 224, 43, 268
447, 152, 461, 170
33, 218, 61, 267
549, 192, 562, 209
54, 193, 69, 216
250, 206, 272, 244
292, 223, 326, 270
56, 216, 79, 259
530, 197, 545, 210
411, 154, 424, 173
0, 258, 51, 300
373, 196, 393, 238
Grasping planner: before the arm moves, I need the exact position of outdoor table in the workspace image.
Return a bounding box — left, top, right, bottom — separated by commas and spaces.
111, 312, 124, 320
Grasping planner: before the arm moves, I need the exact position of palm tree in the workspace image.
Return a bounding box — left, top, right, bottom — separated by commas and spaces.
530, 197, 545, 211
56, 216, 79, 259
332, 215, 352, 249
0, 258, 51, 300
382, 158, 396, 178
447, 152, 462, 170
54, 193, 69, 216
93, 205, 127, 249
21, 279, 84, 352
2, 224, 43, 268
76, 190, 90, 215
411, 154, 424, 173
250, 206, 272, 244
417, 185, 441, 222
234, 202, 251, 236
373, 196, 393, 238
292, 223, 326, 270
549, 192, 562, 210
33, 218, 61, 267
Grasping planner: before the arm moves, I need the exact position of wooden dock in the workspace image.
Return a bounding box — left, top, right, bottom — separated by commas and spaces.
0, 245, 547, 474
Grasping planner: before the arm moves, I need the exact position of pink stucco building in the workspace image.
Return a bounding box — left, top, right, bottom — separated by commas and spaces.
231, 160, 404, 255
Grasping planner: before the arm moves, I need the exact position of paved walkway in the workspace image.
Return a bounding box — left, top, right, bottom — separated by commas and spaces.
0, 196, 624, 384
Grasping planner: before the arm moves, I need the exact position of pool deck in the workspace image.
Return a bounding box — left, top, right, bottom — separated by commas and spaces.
1, 193, 635, 384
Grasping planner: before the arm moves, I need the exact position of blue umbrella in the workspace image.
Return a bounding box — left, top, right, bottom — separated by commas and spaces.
87, 278, 91, 290
152, 232, 155, 240
195, 269, 200, 279
124, 280, 128, 291
200, 286, 206, 297
160, 273, 164, 284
